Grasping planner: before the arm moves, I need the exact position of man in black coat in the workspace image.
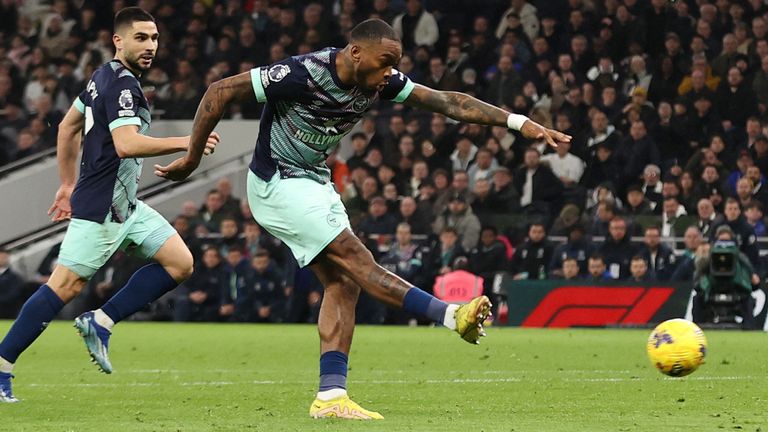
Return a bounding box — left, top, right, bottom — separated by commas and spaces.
488, 167, 520, 214
513, 147, 563, 219
174, 247, 228, 322
469, 226, 508, 284
511, 223, 553, 280
549, 225, 594, 277
239, 251, 286, 323
638, 226, 677, 281
599, 217, 637, 280
615, 120, 660, 193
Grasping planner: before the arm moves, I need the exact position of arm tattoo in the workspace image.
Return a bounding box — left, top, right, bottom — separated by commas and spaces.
187, 72, 253, 163
406, 85, 509, 127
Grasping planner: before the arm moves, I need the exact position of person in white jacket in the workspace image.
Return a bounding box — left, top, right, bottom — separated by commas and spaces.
392, 0, 439, 50
495, 0, 539, 41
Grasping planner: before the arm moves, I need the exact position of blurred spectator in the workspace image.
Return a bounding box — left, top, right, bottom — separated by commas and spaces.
484, 55, 521, 108
599, 217, 636, 280
424, 227, 466, 283
433, 192, 481, 252
380, 223, 427, 289
589, 200, 616, 237
639, 226, 677, 281
586, 254, 611, 281
744, 202, 767, 237
616, 121, 660, 192
216, 177, 241, 220
359, 196, 398, 237
238, 251, 287, 323
218, 248, 249, 322
696, 198, 725, 238
469, 226, 508, 283
624, 183, 654, 216
560, 257, 580, 281
671, 226, 704, 282
715, 67, 758, 132
425, 56, 461, 91
661, 196, 688, 238
488, 167, 519, 214
397, 196, 431, 235
549, 225, 593, 278
217, 217, 244, 257
511, 223, 552, 280
628, 255, 652, 282
174, 247, 227, 322
199, 189, 229, 233
514, 147, 563, 221
0, 249, 24, 319
450, 136, 478, 171
467, 148, 498, 189
541, 139, 585, 187
392, 0, 439, 51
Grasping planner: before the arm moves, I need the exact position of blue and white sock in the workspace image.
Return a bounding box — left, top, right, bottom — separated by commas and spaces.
0, 285, 64, 366
317, 351, 348, 401
402, 287, 458, 329
99, 263, 177, 327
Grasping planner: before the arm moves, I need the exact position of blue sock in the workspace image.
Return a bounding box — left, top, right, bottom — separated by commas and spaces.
319, 351, 348, 391
101, 263, 178, 324
0, 285, 64, 363
402, 287, 449, 324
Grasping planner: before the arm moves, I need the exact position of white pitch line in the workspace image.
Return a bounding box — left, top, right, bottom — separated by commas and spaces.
22, 375, 763, 389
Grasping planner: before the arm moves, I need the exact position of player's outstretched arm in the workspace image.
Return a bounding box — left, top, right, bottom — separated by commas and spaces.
49, 104, 84, 221
154, 72, 253, 181
403, 84, 571, 147
111, 126, 219, 159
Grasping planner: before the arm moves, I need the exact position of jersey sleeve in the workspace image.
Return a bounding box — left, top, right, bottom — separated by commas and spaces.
103, 77, 143, 132
249, 57, 308, 103
73, 91, 86, 114
379, 68, 415, 103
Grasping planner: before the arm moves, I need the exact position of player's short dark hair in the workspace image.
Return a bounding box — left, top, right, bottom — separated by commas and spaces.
114, 7, 155, 32
350, 18, 400, 43
631, 255, 646, 263
745, 201, 763, 212
254, 249, 270, 258
563, 257, 578, 265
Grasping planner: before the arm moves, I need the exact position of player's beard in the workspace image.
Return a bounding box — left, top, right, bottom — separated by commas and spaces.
126, 51, 152, 74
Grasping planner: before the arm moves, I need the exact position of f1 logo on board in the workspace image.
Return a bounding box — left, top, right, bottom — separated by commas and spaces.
522, 287, 674, 328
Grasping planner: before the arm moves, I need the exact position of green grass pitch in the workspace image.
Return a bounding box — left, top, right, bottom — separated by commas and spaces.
1, 322, 766, 431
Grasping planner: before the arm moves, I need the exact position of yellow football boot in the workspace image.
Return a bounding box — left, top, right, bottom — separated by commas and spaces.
454, 295, 492, 344
309, 395, 384, 420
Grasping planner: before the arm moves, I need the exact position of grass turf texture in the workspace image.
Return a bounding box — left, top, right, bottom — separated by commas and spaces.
1, 322, 766, 432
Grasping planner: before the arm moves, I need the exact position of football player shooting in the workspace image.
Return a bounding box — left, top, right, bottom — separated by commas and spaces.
0, 7, 219, 403
155, 19, 570, 419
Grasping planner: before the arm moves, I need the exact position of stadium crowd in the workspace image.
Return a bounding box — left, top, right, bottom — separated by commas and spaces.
2, 0, 768, 325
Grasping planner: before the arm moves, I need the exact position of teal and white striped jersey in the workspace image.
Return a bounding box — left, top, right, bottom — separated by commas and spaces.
248, 47, 414, 184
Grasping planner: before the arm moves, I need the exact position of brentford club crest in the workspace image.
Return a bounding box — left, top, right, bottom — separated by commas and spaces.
352, 95, 369, 113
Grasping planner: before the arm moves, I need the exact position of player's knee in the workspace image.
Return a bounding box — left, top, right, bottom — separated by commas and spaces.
49, 279, 85, 303
166, 251, 194, 282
